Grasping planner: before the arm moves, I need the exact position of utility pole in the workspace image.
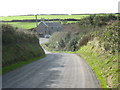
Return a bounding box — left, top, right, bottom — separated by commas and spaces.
35, 14, 38, 27
35, 14, 39, 39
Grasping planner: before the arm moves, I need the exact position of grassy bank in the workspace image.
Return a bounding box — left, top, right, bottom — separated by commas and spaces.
2, 24, 45, 74
76, 44, 119, 88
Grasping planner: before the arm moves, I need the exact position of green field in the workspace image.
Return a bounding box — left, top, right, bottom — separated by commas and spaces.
1, 15, 89, 21
3, 21, 79, 29
1, 15, 89, 29
1, 14, 117, 29
3, 22, 36, 29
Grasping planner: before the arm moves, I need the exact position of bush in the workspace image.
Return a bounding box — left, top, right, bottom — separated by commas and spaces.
99, 21, 119, 54
79, 14, 117, 27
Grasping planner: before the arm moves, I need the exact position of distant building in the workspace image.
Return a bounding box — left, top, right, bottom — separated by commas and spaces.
36, 21, 62, 35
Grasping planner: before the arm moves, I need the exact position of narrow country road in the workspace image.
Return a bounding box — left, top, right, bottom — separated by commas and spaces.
2, 38, 99, 88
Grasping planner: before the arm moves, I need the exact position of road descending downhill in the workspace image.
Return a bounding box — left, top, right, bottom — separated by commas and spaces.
3, 38, 100, 88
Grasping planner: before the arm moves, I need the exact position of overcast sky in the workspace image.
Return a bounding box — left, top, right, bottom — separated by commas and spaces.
0, 0, 119, 16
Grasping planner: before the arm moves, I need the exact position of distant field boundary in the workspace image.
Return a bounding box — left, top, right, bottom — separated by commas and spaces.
1, 19, 81, 22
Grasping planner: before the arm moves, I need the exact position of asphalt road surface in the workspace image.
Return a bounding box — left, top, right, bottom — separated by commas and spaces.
2, 38, 100, 88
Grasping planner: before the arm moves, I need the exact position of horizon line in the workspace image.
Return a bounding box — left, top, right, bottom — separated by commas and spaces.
0, 13, 119, 17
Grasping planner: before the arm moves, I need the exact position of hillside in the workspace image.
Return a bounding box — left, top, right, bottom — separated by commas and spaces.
44, 14, 119, 88
46, 14, 118, 51
77, 21, 119, 88
2, 24, 45, 73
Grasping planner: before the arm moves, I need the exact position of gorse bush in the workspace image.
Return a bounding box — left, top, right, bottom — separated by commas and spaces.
89, 21, 119, 54
48, 31, 82, 51
100, 22, 119, 53
2, 24, 37, 44
77, 21, 119, 88
79, 14, 117, 27
2, 24, 45, 67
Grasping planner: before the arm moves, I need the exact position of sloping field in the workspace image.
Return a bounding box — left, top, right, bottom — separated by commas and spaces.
3, 22, 36, 29
1, 15, 89, 21
1, 15, 89, 29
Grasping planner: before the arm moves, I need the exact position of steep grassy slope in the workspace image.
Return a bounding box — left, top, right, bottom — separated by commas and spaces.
76, 38, 119, 88
77, 21, 119, 88
2, 24, 45, 73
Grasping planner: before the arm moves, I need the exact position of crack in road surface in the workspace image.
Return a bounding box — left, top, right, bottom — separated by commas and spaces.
2, 38, 100, 88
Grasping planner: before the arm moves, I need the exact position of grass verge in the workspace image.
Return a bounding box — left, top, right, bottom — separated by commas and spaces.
76, 45, 119, 88
2, 55, 46, 74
